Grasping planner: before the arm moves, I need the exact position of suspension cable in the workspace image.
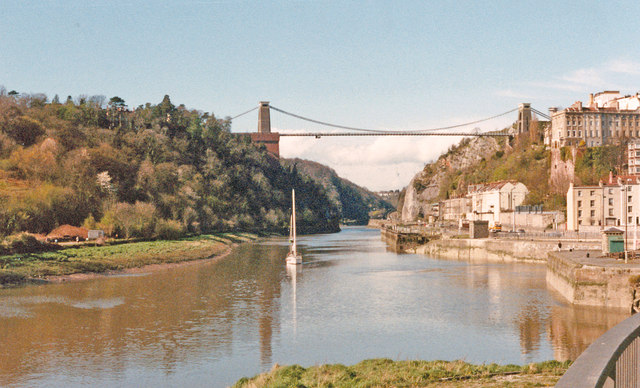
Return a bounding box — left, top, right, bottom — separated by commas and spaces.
270, 105, 519, 133
229, 106, 258, 120
531, 107, 551, 120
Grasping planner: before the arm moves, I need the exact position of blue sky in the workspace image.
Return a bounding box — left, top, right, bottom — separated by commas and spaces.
2, 1, 640, 190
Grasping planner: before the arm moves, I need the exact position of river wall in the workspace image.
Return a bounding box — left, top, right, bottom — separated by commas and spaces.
380, 228, 430, 252
546, 252, 640, 310
416, 238, 598, 263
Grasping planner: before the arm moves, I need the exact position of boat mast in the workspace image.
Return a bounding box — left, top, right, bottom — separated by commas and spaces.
292, 189, 297, 256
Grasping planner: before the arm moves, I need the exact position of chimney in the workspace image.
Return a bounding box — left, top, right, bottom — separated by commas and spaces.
609, 170, 614, 184
589, 93, 594, 107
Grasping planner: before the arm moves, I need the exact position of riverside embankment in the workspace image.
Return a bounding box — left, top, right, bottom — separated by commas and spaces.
547, 250, 640, 310
416, 237, 598, 263
0, 233, 259, 287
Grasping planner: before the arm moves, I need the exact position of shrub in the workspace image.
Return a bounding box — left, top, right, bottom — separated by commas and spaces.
154, 219, 185, 240
0, 232, 56, 255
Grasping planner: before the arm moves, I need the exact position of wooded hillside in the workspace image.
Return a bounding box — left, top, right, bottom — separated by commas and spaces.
0, 91, 340, 238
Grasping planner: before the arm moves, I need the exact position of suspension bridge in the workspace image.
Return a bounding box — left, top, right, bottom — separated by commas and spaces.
233, 101, 551, 157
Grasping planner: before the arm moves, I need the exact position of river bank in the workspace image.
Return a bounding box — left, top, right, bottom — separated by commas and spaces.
233, 359, 570, 387
0, 232, 259, 287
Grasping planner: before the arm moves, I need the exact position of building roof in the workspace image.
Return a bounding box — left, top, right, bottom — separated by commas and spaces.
467, 180, 525, 194
46, 225, 88, 240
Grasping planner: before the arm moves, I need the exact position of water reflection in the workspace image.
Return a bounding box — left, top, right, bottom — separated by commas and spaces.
0, 227, 631, 387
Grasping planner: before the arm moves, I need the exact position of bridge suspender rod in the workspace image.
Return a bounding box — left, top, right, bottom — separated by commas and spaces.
279, 132, 509, 137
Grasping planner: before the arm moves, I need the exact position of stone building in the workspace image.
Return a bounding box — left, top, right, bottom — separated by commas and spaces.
567, 175, 640, 231
550, 91, 640, 148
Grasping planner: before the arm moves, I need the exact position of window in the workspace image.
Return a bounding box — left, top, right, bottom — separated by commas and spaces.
590, 190, 595, 196
609, 188, 614, 195
630, 196, 633, 202
630, 216, 634, 223
578, 210, 582, 217
578, 200, 582, 207
609, 198, 614, 205
578, 191, 582, 196
629, 206, 633, 213
591, 210, 595, 217
590, 200, 595, 207
610, 208, 614, 216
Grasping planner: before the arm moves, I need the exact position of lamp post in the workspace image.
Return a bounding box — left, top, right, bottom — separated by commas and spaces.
625, 182, 629, 263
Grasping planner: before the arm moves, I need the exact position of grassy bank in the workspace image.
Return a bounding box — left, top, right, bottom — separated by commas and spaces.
0, 233, 258, 286
233, 359, 570, 388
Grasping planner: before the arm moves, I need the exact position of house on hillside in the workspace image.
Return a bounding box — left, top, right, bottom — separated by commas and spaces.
550, 91, 640, 148
467, 181, 529, 224
439, 181, 529, 227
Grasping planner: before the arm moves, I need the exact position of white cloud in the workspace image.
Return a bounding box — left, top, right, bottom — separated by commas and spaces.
494, 89, 534, 99
560, 67, 607, 87
606, 59, 640, 75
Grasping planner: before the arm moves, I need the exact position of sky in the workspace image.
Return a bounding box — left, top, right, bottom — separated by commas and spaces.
2, 1, 640, 191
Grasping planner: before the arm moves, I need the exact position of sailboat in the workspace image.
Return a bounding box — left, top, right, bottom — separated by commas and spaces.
286, 189, 302, 265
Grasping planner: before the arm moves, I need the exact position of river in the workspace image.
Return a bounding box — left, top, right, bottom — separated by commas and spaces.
0, 227, 630, 387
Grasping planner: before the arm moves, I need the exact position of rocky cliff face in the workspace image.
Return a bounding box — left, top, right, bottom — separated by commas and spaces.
549, 147, 575, 194
401, 136, 502, 221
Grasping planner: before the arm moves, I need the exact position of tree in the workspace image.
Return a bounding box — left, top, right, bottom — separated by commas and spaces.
5, 116, 45, 146
109, 96, 126, 108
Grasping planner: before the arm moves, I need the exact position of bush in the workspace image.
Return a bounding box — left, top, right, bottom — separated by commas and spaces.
154, 219, 185, 240
0, 233, 56, 255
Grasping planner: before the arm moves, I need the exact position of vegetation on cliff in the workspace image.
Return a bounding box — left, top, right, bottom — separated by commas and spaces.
402, 121, 569, 218
233, 358, 570, 388
281, 158, 394, 224
0, 90, 340, 239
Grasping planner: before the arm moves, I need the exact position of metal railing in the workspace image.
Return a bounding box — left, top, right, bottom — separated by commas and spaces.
556, 312, 640, 387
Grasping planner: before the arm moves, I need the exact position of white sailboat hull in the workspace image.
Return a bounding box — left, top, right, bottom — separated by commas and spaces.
286, 253, 302, 265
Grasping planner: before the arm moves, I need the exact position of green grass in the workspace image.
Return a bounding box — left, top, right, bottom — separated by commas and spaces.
0, 233, 258, 286
233, 359, 571, 388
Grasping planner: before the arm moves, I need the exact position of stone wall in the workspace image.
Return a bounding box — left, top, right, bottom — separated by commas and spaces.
546, 252, 640, 310
417, 238, 597, 263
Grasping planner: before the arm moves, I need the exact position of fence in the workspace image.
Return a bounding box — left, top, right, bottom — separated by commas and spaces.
556, 312, 640, 387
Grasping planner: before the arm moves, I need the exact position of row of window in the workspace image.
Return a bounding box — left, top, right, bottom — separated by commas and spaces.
565, 129, 640, 138
578, 207, 632, 218
577, 187, 632, 197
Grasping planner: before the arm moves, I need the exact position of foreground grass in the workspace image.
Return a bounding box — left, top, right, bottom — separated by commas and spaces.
233, 359, 570, 388
0, 232, 258, 286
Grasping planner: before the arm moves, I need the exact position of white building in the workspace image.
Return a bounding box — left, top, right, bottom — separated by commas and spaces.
467, 181, 529, 224
567, 176, 640, 233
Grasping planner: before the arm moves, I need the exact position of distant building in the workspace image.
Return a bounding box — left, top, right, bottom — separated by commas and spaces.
467, 180, 529, 222
629, 142, 640, 175
550, 91, 640, 148
439, 180, 528, 224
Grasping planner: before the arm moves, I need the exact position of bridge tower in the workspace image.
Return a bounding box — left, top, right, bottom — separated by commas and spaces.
251, 101, 280, 157
517, 103, 531, 134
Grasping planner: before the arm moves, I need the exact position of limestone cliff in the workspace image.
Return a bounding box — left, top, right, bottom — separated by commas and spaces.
401, 136, 502, 221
